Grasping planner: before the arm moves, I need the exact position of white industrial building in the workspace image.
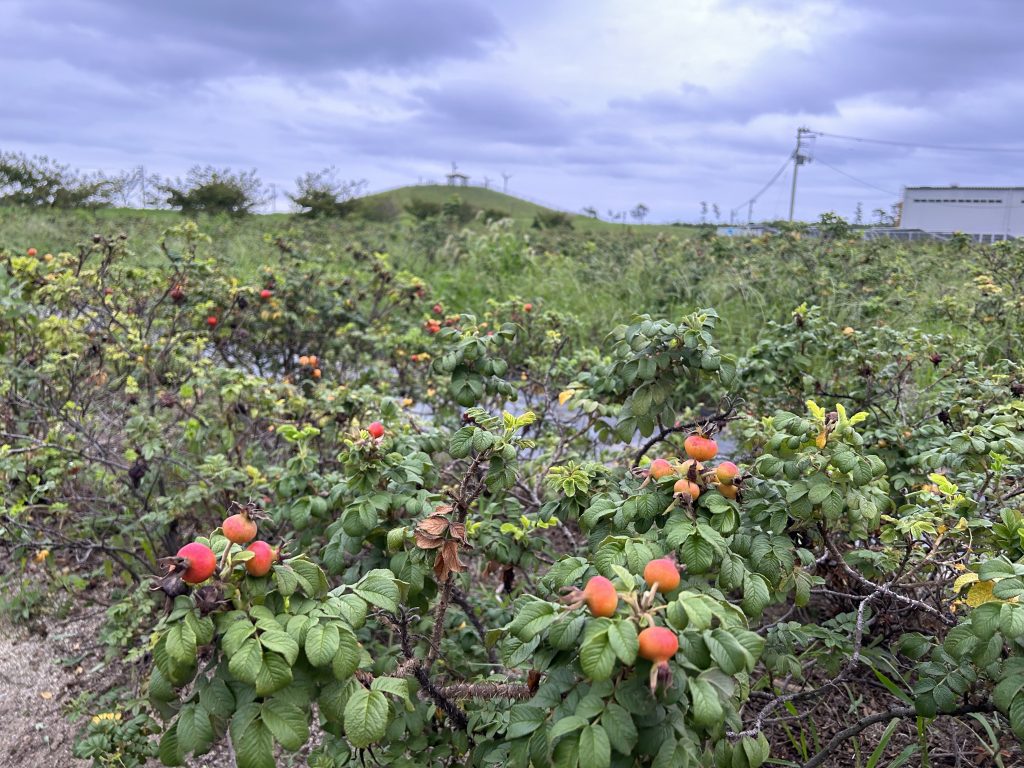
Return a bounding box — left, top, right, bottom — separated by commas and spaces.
901, 186, 1024, 240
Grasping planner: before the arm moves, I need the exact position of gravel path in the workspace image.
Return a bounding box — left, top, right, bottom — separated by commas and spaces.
0, 616, 95, 767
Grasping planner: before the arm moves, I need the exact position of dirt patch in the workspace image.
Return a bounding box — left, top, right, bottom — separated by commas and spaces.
0, 613, 100, 767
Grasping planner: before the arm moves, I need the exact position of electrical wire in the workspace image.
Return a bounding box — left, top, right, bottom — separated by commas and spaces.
729, 154, 793, 220
813, 157, 899, 197
811, 130, 1024, 154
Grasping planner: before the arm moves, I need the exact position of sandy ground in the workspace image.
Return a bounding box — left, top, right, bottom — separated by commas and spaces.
0, 613, 96, 768
0, 607, 310, 768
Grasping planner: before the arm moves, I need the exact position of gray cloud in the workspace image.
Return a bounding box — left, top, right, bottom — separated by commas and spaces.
1, 0, 502, 83
2, 0, 1024, 221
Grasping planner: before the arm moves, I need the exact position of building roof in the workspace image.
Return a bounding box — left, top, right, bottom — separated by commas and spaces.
905, 186, 1024, 191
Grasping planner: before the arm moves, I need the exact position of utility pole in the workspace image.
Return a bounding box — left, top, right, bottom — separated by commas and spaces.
788, 126, 811, 222
747, 200, 753, 224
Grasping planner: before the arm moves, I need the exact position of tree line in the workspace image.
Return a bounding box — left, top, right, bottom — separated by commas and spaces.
0, 152, 366, 217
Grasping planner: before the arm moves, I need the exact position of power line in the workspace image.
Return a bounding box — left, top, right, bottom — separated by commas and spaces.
813, 157, 899, 197
810, 130, 1024, 155
730, 153, 793, 221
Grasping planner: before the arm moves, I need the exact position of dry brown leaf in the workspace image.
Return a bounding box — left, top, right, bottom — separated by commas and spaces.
416, 516, 450, 537
415, 532, 445, 550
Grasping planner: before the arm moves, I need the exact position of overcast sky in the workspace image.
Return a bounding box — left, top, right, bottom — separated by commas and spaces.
4, 0, 1024, 222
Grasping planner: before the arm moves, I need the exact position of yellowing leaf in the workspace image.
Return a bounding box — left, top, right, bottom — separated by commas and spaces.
849, 412, 869, 425
816, 429, 827, 449
558, 389, 576, 406
806, 399, 826, 420
952, 572, 979, 593
965, 579, 999, 607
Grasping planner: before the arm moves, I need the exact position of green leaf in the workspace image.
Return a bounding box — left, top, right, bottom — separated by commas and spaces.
166, 622, 198, 665
158, 721, 183, 766
198, 678, 235, 718
332, 626, 361, 680
228, 638, 263, 684
600, 703, 637, 755
176, 703, 214, 755
509, 598, 558, 642
971, 603, 1001, 640
450, 427, 475, 458
259, 629, 299, 666
579, 624, 616, 681
353, 569, 399, 613
548, 715, 588, 752
678, 594, 714, 630
607, 620, 638, 665
387, 527, 407, 552
995, 675, 1024, 712
742, 573, 771, 617
371, 676, 410, 703
808, 480, 832, 505
1011, 694, 1024, 741
344, 688, 389, 748
261, 699, 309, 751
255, 652, 293, 697
186, 612, 215, 646
1001, 604, 1024, 638
979, 558, 1018, 581
232, 717, 274, 768
681, 534, 714, 573
932, 682, 956, 712
578, 724, 611, 768
305, 623, 341, 667
548, 615, 585, 650
689, 676, 723, 727
221, 618, 256, 657
506, 704, 546, 739
335, 594, 368, 628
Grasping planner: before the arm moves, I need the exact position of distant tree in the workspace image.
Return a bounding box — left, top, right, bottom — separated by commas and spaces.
582, 206, 599, 219
360, 197, 401, 222
107, 166, 144, 208
712, 203, 721, 221
289, 167, 366, 218
441, 194, 477, 225
854, 202, 863, 226
405, 198, 443, 220
482, 208, 511, 224
0, 151, 114, 208
630, 203, 649, 224
700, 201, 708, 223
158, 166, 266, 217
532, 210, 574, 230
872, 207, 893, 226
818, 211, 852, 240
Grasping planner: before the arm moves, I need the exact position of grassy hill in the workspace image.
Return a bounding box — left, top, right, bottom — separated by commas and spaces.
359, 184, 694, 233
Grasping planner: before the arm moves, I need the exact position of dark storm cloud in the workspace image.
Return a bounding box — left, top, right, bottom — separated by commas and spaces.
1, 0, 502, 83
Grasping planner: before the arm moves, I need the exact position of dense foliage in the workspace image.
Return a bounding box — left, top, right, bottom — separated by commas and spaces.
2, 215, 1024, 767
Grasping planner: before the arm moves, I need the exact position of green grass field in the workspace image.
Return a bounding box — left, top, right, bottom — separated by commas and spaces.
0, 202, 1010, 358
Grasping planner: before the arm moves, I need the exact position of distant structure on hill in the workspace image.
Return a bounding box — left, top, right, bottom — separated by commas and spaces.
445, 162, 469, 187
899, 186, 1024, 241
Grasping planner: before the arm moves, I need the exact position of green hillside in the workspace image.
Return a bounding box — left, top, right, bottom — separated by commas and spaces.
359, 184, 694, 233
